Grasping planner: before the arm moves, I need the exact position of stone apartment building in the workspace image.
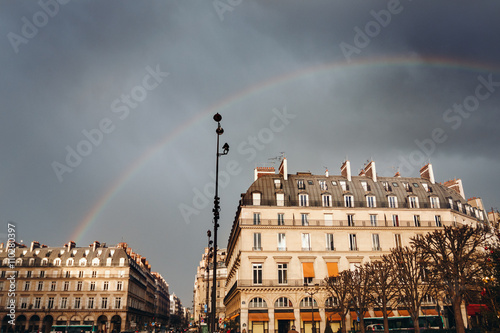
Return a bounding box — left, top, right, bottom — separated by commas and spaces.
0, 241, 170, 333
223, 158, 489, 333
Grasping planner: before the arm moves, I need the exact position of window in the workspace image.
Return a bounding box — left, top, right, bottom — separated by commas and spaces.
117, 281, 123, 291
51, 281, 56, 291
382, 182, 391, 191
274, 179, 282, 189
302, 262, 314, 285
48, 297, 54, 309
37, 281, 44, 291
40, 271, 45, 278
435, 215, 442, 227
414, 215, 421, 227
74, 297, 81, 309
64, 281, 70, 291
372, 234, 380, 251
392, 215, 400, 227
370, 215, 377, 227
65, 271, 71, 278
79, 258, 87, 266
331, 181, 337, 186
301, 214, 309, 226
79, 271, 84, 278
24, 281, 30, 291
344, 195, 353, 207
253, 213, 261, 225
300, 297, 318, 308
103, 281, 109, 291
276, 193, 285, 207
297, 180, 305, 189
322, 194, 332, 207
29, 258, 35, 266
119, 258, 125, 266
88, 297, 95, 309
326, 234, 335, 251
252, 192, 261, 206
41, 258, 48, 266
299, 194, 309, 207
409, 196, 419, 208
34, 297, 41, 309
308, 180, 313, 185
367, 196, 376, 208
253, 233, 262, 251
394, 234, 402, 248
430, 197, 440, 209
61, 297, 68, 309
252, 264, 262, 285
278, 263, 288, 284
67, 258, 74, 266
326, 297, 338, 308
92, 271, 97, 278
101, 297, 108, 309
26, 271, 32, 278
77, 281, 82, 291
90, 282, 96, 291
339, 181, 347, 192
302, 233, 311, 251
92, 258, 100, 266
349, 234, 357, 251
388, 196, 398, 208
249, 297, 267, 308
324, 214, 333, 226
319, 180, 328, 190
278, 213, 284, 225
275, 297, 292, 308
20, 298, 28, 309
347, 214, 355, 227
361, 181, 368, 192
115, 297, 122, 309
278, 233, 286, 251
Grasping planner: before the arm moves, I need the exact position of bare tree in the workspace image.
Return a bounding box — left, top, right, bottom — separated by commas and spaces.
385, 246, 436, 333
345, 264, 374, 333
412, 225, 490, 333
366, 259, 399, 333
324, 271, 351, 333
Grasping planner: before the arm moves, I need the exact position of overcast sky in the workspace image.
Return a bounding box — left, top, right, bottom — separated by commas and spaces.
1, 1, 500, 305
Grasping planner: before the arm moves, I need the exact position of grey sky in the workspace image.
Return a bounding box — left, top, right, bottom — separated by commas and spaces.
1, 0, 499, 305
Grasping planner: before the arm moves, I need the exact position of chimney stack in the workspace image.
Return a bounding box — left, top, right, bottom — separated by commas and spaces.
92, 241, 100, 252
254, 167, 275, 181
30, 241, 40, 252
364, 161, 377, 182
341, 160, 351, 182
394, 172, 401, 178
420, 163, 435, 184
278, 158, 288, 180
325, 169, 329, 177
444, 179, 465, 199
359, 169, 366, 176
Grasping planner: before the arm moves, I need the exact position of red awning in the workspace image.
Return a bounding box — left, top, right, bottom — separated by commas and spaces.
467, 304, 489, 316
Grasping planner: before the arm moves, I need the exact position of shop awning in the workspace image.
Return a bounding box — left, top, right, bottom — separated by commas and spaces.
229, 314, 240, 320
349, 311, 369, 319
302, 262, 315, 278
373, 310, 394, 318
398, 310, 409, 316
422, 309, 439, 316
248, 313, 269, 322
326, 262, 339, 277
300, 312, 321, 321
274, 312, 295, 320
467, 304, 489, 316
326, 312, 341, 321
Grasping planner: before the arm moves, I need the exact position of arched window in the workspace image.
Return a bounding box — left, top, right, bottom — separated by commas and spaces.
66, 258, 74, 266
325, 297, 338, 308
275, 297, 292, 308
106, 258, 112, 266
92, 258, 100, 266
249, 297, 267, 308
41, 258, 49, 266
300, 297, 318, 308
2, 258, 10, 266
54, 258, 61, 266
15, 258, 23, 266
79, 258, 87, 266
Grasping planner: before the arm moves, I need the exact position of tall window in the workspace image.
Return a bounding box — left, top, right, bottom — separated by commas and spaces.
274, 179, 282, 189
339, 181, 347, 192
322, 194, 332, 207
37, 281, 43, 291
430, 197, 440, 209
367, 196, 376, 208
392, 215, 400, 227
435, 215, 442, 227
361, 181, 368, 192
277, 213, 284, 225
394, 234, 402, 248
79, 271, 84, 278
24, 281, 30, 291
252, 264, 262, 285
92, 271, 97, 278
278, 233, 286, 251
103, 281, 109, 291
117, 281, 123, 291
34, 297, 41, 309
297, 180, 305, 189
253, 233, 262, 251
276, 193, 285, 207
302, 233, 311, 251
77, 281, 82, 291
60, 297, 68, 309
88, 297, 95, 309
347, 214, 355, 227
101, 297, 108, 309
252, 192, 261, 206
51, 281, 56, 291
344, 195, 353, 208
326, 234, 335, 251
324, 214, 333, 226
370, 215, 377, 227
115, 297, 122, 309
253, 213, 261, 225
90, 282, 96, 291
299, 194, 309, 207
301, 214, 309, 226
414, 215, 421, 227
278, 263, 288, 284
48, 297, 54, 309
74, 297, 81, 309
349, 234, 357, 251
409, 196, 419, 208
372, 234, 380, 251
388, 196, 398, 208
249, 297, 267, 308
319, 180, 328, 190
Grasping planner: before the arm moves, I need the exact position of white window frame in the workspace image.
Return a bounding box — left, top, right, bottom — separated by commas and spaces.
409, 196, 419, 208
253, 213, 261, 225
394, 234, 402, 248
370, 215, 377, 227
277, 263, 288, 285
326, 234, 335, 251
344, 195, 353, 208
252, 263, 263, 285
277, 233, 286, 251
392, 215, 400, 227
276, 193, 285, 207
430, 197, 440, 209
252, 192, 261, 206
253, 233, 262, 251
349, 234, 357, 251
302, 233, 311, 251
414, 215, 421, 227
372, 234, 380, 251
322, 194, 332, 207
299, 194, 309, 207
324, 214, 333, 226
367, 196, 376, 208
435, 215, 442, 227
388, 196, 398, 208
301, 213, 309, 226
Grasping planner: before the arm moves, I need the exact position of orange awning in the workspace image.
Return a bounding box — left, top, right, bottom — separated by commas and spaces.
248, 313, 269, 322
422, 309, 438, 316
302, 262, 315, 278
326, 312, 341, 321
274, 312, 295, 320
326, 262, 339, 277
374, 310, 394, 318
398, 310, 409, 316
300, 312, 321, 321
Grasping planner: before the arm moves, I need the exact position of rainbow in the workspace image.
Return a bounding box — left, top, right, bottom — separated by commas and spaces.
70, 56, 500, 243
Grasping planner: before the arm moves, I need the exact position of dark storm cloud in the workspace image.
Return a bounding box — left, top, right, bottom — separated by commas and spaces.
1, 0, 499, 303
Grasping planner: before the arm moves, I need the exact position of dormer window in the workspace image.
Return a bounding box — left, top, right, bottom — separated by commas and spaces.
274, 179, 282, 189
299, 194, 309, 207
79, 258, 87, 266
319, 180, 328, 191
252, 192, 261, 206
297, 180, 305, 190
331, 181, 337, 186
366, 196, 376, 208
408, 196, 419, 209
276, 193, 285, 207
66, 258, 74, 266
382, 182, 391, 192
388, 196, 398, 208
339, 181, 348, 192
430, 197, 440, 209
92, 258, 100, 266
322, 194, 332, 207
344, 195, 354, 208
422, 183, 429, 192
360, 181, 368, 192
457, 202, 462, 212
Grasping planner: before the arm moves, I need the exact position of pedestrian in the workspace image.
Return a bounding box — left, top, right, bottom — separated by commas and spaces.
288, 326, 298, 333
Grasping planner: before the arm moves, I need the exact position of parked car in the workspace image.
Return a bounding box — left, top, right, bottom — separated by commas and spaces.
365, 324, 383, 331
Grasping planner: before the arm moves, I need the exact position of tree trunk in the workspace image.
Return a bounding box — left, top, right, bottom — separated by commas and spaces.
453, 300, 466, 333
412, 314, 420, 333
382, 315, 389, 333
340, 316, 346, 333
359, 316, 365, 333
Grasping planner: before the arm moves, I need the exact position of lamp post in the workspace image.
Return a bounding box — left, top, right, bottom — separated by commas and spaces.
304, 283, 320, 333
211, 113, 229, 333
206, 230, 213, 329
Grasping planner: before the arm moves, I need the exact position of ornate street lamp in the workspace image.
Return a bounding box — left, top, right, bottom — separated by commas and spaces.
304, 283, 320, 333
211, 113, 229, 333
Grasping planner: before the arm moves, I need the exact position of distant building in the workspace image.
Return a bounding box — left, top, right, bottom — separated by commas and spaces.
0, 241, 170, 333
223, 158, 489, 333
192, 248, 227, 329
